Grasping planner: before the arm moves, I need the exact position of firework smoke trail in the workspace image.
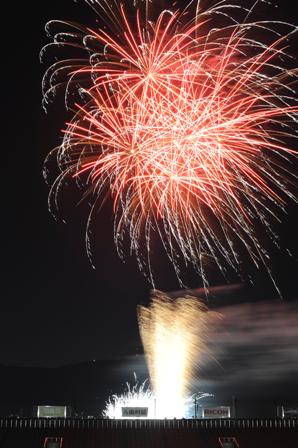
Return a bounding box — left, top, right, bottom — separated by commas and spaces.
138, 292, 217, 418
42, 0, 298, 288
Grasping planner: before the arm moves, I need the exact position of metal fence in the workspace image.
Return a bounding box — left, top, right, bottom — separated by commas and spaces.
0, 418, 296, 431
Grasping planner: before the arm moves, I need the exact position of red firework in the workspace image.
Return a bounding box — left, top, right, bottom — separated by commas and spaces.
42, 0, 298, 288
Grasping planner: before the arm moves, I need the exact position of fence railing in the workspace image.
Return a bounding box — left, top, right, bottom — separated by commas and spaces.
0, 418, 296, 431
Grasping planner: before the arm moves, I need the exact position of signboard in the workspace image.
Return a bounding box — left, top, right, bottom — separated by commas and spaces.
121, 407, 148, 418
37, 406, 67, 418
219, 437, 239, 448
43, 437, 63, 448
202, 406, 230, 419
282, 407, 298, 418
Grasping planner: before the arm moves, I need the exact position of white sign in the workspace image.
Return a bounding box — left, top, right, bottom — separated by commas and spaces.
202, 406, 230, 419
37, 406, 67, 418
121, 407, 148, 417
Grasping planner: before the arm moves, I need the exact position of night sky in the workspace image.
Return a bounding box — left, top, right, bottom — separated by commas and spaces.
2, 0, 298, 387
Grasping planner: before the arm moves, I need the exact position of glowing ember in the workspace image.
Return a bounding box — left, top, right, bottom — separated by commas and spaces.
42, 0, 298, 288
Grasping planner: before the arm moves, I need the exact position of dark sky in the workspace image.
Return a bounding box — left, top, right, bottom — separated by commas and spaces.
2, 0, 298, 369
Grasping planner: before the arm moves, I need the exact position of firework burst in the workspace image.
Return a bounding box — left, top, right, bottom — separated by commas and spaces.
103, 379, 155, 419
138, 291, 217, 418
102, 378, 212, 419
103, 292, 216, 419
42, 0, 298, 288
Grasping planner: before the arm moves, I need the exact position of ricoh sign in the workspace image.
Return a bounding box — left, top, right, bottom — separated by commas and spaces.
202, 406, 231, 419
